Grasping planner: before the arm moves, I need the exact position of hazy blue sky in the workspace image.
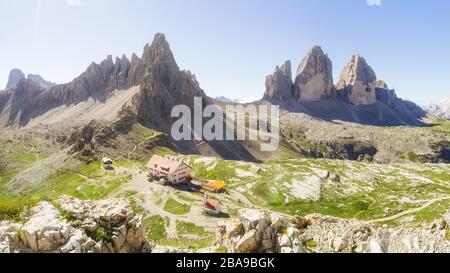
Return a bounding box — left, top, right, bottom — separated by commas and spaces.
1, 0, 449, 103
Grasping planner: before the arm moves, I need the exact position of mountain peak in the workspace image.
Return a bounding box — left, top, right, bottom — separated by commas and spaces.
6, 69, 26, 89
309, 45, 325, 56
336, 54, 378, 105
264, 60, 294, 100
294, 46, 333, 102
153, 33, 169, 45
141, 33, 179, 78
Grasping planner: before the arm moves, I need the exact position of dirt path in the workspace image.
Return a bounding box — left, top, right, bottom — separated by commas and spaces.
110, 169, 221, 238
366, 196, 450, 224
228, 189, 257, 208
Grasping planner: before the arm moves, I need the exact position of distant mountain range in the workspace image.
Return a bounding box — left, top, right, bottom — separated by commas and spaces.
0, 33, 448, 163
261, 46, 426, 126
0, 34, 427, 129
215, 96, 258, 104
423, 97, 450, 120
5, 69, 57, 90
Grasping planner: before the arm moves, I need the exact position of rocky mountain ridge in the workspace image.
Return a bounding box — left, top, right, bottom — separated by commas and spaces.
263, 46, 425, 126
0, 34, 208, 129
0, 33, 440, 163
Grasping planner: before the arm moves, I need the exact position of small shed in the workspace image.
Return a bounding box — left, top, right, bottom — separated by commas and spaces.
203, 196, 222, 216
102, 157, 114, 169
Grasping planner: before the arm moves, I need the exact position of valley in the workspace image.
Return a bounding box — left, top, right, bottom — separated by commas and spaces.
1, 118, 450, 252
0, 33, 449, 253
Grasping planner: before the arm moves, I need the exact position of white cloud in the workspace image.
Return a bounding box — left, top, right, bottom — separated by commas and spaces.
367, 0, 382, 6
66, 0, 81, 6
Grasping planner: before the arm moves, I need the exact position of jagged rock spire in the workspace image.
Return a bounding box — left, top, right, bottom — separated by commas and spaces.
294, 46, 334, 102
336, 54, 377, 105
142, 33, 179, 76
264, 61, 294, 100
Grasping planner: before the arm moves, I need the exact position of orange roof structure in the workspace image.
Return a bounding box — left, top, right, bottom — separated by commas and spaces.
206, 180, 226, 190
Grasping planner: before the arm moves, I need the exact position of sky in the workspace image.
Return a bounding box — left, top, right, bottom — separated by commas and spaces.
0, 0, 449, 104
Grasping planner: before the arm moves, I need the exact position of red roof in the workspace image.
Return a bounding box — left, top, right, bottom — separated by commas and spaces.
204, 199, 220, 210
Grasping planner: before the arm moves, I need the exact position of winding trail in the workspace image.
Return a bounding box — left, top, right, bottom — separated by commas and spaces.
110, 171, 221, 238
366, 196, 450, 224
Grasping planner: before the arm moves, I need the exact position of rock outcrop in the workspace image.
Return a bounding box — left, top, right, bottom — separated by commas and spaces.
66, 120, 118, 157
5, 69, 25, 89
336, 54, 378, 106
216, 209, 306, 253
300, 214, 450, 253
217, 209, 450, 253
0, 196, 147, 253
264, 61, 294, 100
294, 46, 334, 102
64, 118, 175, 160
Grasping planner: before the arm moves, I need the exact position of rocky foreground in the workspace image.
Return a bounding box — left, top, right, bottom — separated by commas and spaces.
2, 198, 450, 253
0, 196, 148, 253
217, 209, 450, 253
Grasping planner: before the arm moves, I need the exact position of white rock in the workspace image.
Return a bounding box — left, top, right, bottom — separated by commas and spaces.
280, 247, 293, 253
19, 202, 71, 252
239, 209, 271, 232
278, 235, 292, 248
234, 230, 258, 253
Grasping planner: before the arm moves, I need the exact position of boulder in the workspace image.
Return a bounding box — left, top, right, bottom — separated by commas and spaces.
280, 247, 293, 253
234, 230, 259, 253
217, 209, 299, 253
0, 197, 146, 253
0, 222, 22, 253
60, 229, 87, 254
270, 214, 289, 233
293, 216, 310, 230
278, 234, 291, 248
239, 209, 271, 232
19, 202, 71, 252
57, 196, 145, 253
